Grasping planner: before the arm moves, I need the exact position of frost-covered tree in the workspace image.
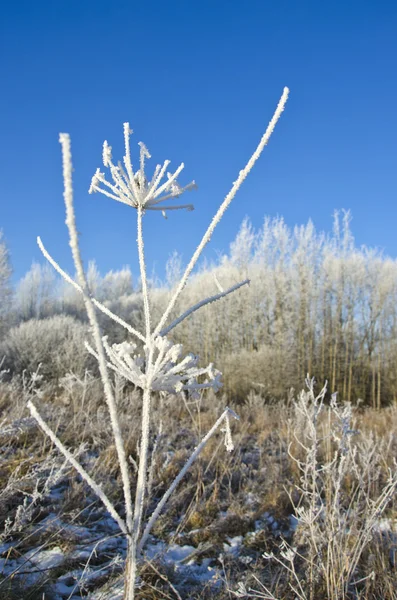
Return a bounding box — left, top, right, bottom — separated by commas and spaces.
0, 230, 12, 337
154, 212, 397, 404
14, 262, 59, 321
165, 250, 183, 289
229, 215, 256, 275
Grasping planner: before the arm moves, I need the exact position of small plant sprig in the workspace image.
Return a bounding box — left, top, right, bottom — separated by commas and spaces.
27, 87, 289, 599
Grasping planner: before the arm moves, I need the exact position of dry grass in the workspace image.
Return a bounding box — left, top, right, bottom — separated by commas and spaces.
1, 376, 397, 599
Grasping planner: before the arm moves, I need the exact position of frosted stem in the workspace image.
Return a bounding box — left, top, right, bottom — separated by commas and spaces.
153, 87, 289, 338
37, 236, 145, 343
159, 278, 250, 337
132, 386, 152, 545
138, 407, 238, 553
27, 401, 127, 534
59, 134, 134, 534
137, 206, 151, 341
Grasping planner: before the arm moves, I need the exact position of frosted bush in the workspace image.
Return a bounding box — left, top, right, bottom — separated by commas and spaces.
0, 314, 90, 381
261, 377, 397, 599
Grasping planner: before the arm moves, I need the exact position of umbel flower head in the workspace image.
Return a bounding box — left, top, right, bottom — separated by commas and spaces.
89, 123, 197, 218
86, 335, 222, 399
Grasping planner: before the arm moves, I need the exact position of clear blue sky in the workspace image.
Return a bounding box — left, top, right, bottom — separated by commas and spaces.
1, 0, 396, 287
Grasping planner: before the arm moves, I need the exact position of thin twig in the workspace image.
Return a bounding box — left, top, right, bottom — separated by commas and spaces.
59, 133, 134, 535
138, 407, 238, 553
37, 236, 145, 343
154, 87, 289, 338
27, 401, 127, 534
159, 278, 250, 337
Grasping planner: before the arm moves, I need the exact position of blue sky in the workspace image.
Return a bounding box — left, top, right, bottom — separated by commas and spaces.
1, 0, 396, 287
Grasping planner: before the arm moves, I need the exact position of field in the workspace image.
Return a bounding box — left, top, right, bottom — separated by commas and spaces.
1, 89, 397, 599
1, 376, 397, 599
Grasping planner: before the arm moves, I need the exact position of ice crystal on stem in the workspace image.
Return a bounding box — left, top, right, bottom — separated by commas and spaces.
223, 412, 235, 452
86, 335, 222, 398
89, 122, 197, 217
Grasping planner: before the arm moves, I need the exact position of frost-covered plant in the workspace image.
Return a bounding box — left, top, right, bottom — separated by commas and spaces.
260, 377, 397, 600
0, 451, 71, 544
27, 87, 289, 599
0, 314, 90, 381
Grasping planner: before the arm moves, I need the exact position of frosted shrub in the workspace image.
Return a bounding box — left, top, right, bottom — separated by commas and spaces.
260, 377, 397, 600
27, 87, 289, 599
0, 314, 90, 381
0, 450, 71, 544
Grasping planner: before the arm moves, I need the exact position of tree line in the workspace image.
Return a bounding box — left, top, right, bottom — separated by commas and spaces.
1, 211, 397, 406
